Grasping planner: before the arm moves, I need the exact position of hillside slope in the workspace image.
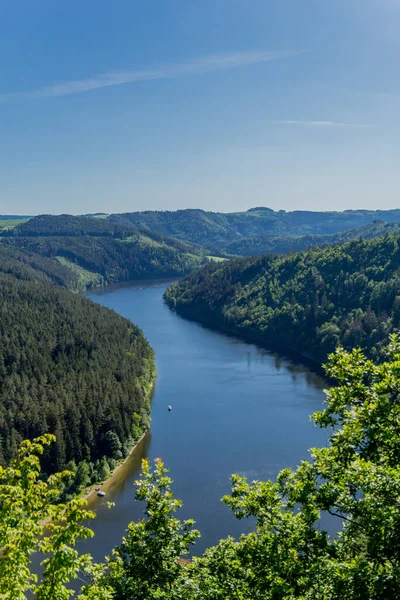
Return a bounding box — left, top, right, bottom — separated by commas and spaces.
4, 214, 209, 290
165, 234, 400, 362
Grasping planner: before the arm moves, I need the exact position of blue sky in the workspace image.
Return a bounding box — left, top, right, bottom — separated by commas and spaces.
0, 0, 399, 215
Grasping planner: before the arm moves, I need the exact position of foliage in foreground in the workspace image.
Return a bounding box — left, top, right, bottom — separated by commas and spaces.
1, 339, 400, 598
0, 435, 112, 600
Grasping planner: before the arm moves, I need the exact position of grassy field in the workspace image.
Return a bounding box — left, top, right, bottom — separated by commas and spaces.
55, 256, 104, 290
207, 255, 226, 262
119, 234, 165, 248
0, 218, 30, 229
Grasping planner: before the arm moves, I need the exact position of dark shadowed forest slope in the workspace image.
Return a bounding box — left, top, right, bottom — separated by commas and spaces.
109, 207, 400, 250
165, 233, 400, 362
0, 242, 78, 287
0, 244, 154, 476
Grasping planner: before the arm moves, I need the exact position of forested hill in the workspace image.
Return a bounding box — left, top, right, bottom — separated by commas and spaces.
165, 233, 400, 362
3, 214, 209, 290
109, 207, 400, 250
0, 246, 155, 477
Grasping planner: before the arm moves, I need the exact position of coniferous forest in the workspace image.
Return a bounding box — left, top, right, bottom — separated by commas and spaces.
0, 243, 154, 486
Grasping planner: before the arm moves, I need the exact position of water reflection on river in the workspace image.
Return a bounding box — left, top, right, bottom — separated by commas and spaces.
81, 279, 328, 560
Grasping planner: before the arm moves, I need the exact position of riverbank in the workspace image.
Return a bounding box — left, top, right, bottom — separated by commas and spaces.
80, 429, 149, 504
80, 378, 155, 504
85, 277, 180, 297
39, 381, 155, 530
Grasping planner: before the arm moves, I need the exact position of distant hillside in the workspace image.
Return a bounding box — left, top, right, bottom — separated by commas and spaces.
109, 207, 400, 250
3, 214, 211, 290
165, 233, 400, 362
225, 220, 400, 256
0, 215, 32, 219
6, 213, 133, 237
6, 212, 400, 291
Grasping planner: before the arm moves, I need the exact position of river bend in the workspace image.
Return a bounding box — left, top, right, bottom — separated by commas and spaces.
83, 279, 328, 559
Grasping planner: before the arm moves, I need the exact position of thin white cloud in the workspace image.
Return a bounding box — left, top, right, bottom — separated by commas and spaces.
0, 50, 300, 101
275, 120, 370, 128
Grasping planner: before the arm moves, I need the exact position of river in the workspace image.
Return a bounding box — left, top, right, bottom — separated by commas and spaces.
80, 279, 329, 560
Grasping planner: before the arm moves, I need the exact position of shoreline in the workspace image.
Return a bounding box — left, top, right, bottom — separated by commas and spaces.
82, 276, 182, 297
80, 378, 156, 503
81, 428, 149, 503
39, 375, 155, 529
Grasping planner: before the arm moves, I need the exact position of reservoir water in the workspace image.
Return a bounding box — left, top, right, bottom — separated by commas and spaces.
82, 279, 328, 560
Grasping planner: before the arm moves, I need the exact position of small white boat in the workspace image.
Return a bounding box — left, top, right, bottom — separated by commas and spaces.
168, 405, 172, 411
97, 491, 106, 497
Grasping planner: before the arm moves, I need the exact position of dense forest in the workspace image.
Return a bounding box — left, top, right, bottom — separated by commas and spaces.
3, 215, 209, 291
165, 233, 400, 362
109, 207, 400, 250
0, 244, 154, 483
